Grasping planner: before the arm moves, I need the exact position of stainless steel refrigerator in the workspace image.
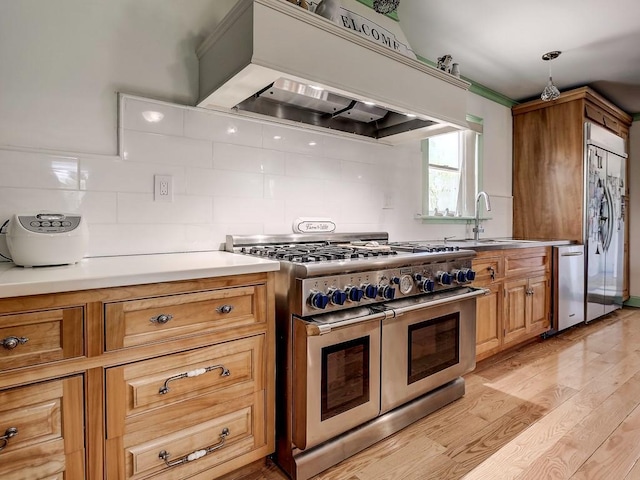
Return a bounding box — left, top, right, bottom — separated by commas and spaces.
585, 122, 627, 322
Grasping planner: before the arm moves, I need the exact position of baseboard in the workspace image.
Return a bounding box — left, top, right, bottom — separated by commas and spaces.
624, 296, 640, 308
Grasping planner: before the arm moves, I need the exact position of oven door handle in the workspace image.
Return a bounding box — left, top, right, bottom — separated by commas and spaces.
390, 288, 489, 317
305, 310, 390, 336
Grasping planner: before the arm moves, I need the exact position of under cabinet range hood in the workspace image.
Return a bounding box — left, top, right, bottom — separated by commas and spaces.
196, 0, 471, 144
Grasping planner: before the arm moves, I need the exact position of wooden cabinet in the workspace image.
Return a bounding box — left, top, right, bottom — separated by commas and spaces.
0, 376, 85, 479
473, 247, 551, 361
0, 272, 275, 480
512, 86, 632, 299
105, 335, 269, 479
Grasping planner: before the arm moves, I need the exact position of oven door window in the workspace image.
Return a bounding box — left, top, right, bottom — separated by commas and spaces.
321, 336, 370, 421
408, 313, 459, 384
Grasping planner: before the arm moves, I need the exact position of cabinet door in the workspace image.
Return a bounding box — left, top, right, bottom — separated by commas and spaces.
528, 274, 550, 334
503, 278, 528, 346
475, 283, 502, 359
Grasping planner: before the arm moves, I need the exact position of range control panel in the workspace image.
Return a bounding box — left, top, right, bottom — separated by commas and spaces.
298, 259, 475, 316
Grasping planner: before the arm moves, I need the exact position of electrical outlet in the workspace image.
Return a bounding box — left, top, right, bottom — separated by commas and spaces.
154, 175, 173, 202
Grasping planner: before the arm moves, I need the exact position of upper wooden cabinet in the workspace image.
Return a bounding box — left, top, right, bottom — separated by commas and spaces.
511, 86, 632, 243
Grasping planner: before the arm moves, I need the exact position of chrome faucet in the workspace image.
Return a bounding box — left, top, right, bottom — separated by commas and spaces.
473, 191, 492, 240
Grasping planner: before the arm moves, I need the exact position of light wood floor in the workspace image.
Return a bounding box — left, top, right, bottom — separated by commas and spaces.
236, 308, 640, 479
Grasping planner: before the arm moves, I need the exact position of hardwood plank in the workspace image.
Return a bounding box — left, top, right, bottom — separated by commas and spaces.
570, 400, 640, 479
519, 369, 640, 479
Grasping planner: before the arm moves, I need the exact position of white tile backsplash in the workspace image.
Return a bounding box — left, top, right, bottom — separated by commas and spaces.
117, 193, 212, 224
186, 168, 264, 198
123, 130, 212, 168
184, 108, 263, 147
0, 149, 78, 190
213, 143, 285, 175
0, 94, 512, 257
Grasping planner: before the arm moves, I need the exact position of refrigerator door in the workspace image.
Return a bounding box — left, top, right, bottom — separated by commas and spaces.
604, 150, 625, 308
585, 145, 625, 322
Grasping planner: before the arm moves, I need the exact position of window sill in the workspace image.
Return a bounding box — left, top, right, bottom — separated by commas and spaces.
414, 214, 492, 225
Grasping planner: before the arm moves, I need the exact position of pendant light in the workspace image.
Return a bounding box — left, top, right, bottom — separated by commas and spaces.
541, 51, 562, 101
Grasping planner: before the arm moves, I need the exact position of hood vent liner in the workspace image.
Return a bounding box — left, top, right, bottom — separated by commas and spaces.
236, 77, 436, 139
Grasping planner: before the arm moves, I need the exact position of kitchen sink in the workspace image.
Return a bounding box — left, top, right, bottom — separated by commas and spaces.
449, 239, 541, 245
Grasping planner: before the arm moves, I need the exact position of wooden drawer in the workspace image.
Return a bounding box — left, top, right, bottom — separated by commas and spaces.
0, 376, 85, 479
106, 389, 266, 479
472, 253, 503, 285
106, 335, 264, 425
0, 307, 84, 371
105, 285, 267, 351
504, 247, 550, 278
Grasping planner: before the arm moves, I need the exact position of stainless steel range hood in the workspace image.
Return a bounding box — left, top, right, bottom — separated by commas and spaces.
196, 0, 471, 144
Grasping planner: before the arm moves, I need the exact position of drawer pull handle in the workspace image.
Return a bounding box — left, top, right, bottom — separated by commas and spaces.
0, 427, 18, 452
159, 363, 230, 395
150, 314, 173, 324
158, 427, 230, 467
216, 304, 234, 314
1, 336, 28, 350
488, 266, 496, 281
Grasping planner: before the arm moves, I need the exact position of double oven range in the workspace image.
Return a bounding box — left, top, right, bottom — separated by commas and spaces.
226, 232, 485, 480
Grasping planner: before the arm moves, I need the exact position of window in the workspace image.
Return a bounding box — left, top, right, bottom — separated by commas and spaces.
422, 121, 482, 220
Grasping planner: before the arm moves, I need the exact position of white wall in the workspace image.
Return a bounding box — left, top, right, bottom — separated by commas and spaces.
0, 1, 514, 259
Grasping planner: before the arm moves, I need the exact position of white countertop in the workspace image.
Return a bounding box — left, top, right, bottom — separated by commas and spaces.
0, 251, 280, 299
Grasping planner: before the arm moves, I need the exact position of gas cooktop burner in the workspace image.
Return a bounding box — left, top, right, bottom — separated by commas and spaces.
241, 243, 398, 263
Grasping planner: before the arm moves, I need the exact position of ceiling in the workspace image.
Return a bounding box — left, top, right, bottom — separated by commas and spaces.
395, 0, 640, 115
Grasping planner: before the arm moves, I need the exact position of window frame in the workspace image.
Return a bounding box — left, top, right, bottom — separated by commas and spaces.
419, 117, 485, 224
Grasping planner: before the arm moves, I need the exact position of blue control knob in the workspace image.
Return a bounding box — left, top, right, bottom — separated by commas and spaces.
347, 286, 364, 302
364, 284, 379, 299
309, 291, 329, 309
437, 271, 452, 285
413, 273, 423, 282
464, 269, 476, 282
423, 279, 435, 292
391, 276, 400, 285
454, 270, 467, 283
381, 285, 396, 300
330, 288, 347, 305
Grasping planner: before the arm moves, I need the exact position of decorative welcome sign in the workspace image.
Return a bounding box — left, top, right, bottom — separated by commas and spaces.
336, 4, 416, 59
307, 0, 416, 60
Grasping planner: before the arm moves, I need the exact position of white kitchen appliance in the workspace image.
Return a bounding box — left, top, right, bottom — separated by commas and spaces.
6, 213, 88, 267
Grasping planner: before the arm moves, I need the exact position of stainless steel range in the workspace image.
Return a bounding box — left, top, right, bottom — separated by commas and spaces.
226, 232, 485, 480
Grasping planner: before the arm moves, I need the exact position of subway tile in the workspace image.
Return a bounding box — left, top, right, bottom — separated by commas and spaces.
187, 168, 263, 198
0, 188, 82, 222
87, 223, 190, 256
184, 108, 263, 147
116, 193, 212, 224
263, 175, 326, 200
122, 130, 212, 168
212, 197, 284, 225
213, 143, 285, 174
340, 160, 386, 184
80, 156, 185, 193
122, 97, 184, 136
284, 152, 340, 179
263, 126, 326, 156
0, 149, 78, 189
78, 191, 117, 224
